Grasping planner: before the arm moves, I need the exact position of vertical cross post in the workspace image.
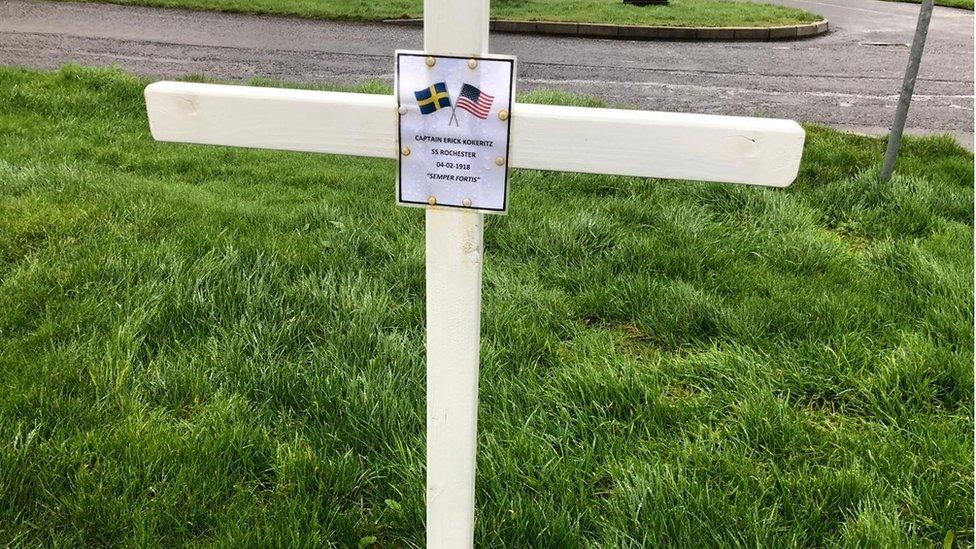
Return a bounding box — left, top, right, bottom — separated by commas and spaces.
422, 0, 490, 546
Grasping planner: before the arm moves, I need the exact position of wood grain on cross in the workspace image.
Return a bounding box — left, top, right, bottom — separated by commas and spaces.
144, 0, 805, 546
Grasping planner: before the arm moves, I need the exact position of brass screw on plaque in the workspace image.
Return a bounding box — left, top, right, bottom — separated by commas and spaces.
426, 57, 436, 67
462, 198, 472, 207
497, 109, 509, 121
398, 106, 408, 115
402, 146, 411, 156
494, 156, 505, 166
427, 196, 437, 205
468, 58, 478, 69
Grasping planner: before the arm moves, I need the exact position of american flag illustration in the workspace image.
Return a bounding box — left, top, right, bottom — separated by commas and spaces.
456, 83, 494, 120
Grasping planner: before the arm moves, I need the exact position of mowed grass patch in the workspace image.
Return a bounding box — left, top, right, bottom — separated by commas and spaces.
885, 0, 973, 10
0, 66, 972, 546
57, 0, 822, 27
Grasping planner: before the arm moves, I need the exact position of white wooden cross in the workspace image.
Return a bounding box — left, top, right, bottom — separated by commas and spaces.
144, 0, 805, 545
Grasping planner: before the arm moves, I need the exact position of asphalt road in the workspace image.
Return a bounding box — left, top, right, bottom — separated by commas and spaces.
0, 0, 972, 146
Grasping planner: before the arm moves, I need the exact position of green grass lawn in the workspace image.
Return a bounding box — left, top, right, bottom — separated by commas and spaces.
0, 66, 972, 546
59, 0, 822, 27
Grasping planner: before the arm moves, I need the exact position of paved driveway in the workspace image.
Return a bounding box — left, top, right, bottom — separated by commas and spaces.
0, 0, 972, 146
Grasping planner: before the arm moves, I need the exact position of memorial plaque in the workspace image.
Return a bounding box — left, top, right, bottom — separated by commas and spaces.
395, 51, 516, 214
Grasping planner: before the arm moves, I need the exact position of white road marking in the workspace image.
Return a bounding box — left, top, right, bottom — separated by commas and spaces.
520, 77, 974, 102
776, 0, 903, 16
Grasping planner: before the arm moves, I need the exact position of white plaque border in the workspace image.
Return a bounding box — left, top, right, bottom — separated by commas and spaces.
395, 50, 517, 215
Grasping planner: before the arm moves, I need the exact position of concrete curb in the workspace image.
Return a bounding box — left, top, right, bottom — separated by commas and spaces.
383, 18, 829, 41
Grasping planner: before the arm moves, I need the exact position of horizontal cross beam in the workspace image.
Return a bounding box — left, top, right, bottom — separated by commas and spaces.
145, 82, 805, 188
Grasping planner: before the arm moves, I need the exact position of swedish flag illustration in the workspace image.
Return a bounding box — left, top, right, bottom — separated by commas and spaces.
414, 82, 451, 114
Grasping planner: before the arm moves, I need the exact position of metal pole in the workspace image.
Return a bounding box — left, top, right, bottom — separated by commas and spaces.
881, 0, 934, 182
